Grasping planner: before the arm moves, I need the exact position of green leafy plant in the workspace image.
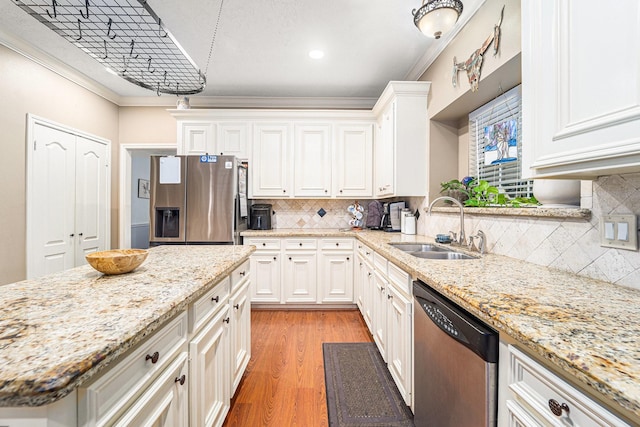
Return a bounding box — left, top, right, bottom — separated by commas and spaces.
441, 177, 539, 207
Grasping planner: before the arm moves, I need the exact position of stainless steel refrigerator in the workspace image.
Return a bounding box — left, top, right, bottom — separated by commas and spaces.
149, 155, 248, 245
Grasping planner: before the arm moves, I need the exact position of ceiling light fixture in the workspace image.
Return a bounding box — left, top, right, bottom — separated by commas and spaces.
412, 0, 463, 39
12, 0, 208, 95
309, 50, 325, 59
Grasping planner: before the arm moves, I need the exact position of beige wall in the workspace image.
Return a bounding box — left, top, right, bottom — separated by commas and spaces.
118, 106, 177, 145
420, 0, 521, 192
0, 45, 119, 285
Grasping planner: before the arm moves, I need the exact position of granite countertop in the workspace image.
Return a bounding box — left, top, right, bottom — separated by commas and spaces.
0, 245, 254, 407
243, 228, 640, 422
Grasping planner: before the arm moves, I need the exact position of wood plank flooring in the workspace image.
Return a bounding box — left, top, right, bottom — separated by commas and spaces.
223, 309, 373, 427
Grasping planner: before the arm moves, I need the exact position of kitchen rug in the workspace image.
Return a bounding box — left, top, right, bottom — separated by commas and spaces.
323, 342, 414, 427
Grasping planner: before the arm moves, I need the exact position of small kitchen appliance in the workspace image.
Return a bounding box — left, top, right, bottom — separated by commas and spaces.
381, 201, 406, 232
249, 204, 272, 230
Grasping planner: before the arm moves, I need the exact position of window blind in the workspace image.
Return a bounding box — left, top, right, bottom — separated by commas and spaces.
468, 85, 533, 198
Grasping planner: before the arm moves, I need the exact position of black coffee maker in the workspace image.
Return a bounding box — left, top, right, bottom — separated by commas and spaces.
249, 204, 272, 230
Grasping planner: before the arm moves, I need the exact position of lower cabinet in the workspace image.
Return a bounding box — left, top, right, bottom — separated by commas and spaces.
113, 352, 189, 427
245, 237, 354, 305
189, 306, 230, 427
502, 344, 632, 427
385, 284, 412, 406
372, 269, 389, 360
229, 279, 251, 395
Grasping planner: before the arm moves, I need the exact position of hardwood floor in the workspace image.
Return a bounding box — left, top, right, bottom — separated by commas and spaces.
223, 309, 373, 427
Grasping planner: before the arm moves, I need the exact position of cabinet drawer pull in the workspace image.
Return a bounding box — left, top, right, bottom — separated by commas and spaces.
387, 294, 393, 300
288, 257, 292, 261
299, 242, 303, 246
239, 271, 246, 276
211, 296, 220, 303
145, 351, 159, 364
262, 242, 266, 247
548, 399, 571, 417
175, 374, 186, 386
223, 317, 230, 324
233, 303, 240, 310
273, 256, 277, 261
70, 233, 75, 237
335, 242, 339, 246
346, 257, 350, 261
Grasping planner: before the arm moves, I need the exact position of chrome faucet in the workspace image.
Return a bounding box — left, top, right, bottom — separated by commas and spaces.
427, 196, 466, 246
468, 230, 486, 254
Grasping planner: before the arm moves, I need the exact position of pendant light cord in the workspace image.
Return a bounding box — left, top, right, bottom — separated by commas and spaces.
204, 0, 225, 76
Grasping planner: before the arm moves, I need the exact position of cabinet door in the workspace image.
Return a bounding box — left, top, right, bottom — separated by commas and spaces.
217, 122, 249, 159
282, 251, 317, 303
334, 124, 373, 197
178, 121, 215, 155
318, 251, 354, 303
375, 102, 395, 197
251, 123, 290, 197
113, 352, 189, 427
361, 259, 374, 331
386, 284, 412, 406
229, 280, 251, 396
372, 270, 388, 360
294, 124, 332, 197
522, 0, 640, 178
249, 251, 281, 303
75, 135, 109, 266
189, 307, 230, 427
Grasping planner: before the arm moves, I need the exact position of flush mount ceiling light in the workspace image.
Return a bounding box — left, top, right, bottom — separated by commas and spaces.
12, 0, 208, 95
412, 0, 463, 39
308, 49, 324, 59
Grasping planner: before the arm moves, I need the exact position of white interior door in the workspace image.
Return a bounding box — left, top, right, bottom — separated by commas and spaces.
75, 135, 108, 265
30, 123, 76, 278
27, 116, 110, 279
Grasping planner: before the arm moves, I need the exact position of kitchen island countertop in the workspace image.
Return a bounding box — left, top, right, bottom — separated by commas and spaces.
243, 228, 640, 423
0, 244, 254, 407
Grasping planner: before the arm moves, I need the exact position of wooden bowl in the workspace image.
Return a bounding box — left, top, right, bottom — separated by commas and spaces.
86, 249, 148, 275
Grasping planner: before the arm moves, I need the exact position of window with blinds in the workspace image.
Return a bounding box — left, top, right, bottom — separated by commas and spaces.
468, 85, 533, 198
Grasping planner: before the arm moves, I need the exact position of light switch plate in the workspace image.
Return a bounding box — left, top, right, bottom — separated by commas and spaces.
600, 214, 638, 250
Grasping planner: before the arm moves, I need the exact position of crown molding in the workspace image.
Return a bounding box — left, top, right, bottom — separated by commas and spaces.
118, 95, 379, 109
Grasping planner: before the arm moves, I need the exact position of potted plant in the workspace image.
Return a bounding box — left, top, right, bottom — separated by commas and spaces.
439, 176, 474, 203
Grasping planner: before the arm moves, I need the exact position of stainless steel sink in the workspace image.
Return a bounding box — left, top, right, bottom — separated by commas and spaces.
388, 243, 452, 253
388, 243, 477, 260
410, 251, 476, 260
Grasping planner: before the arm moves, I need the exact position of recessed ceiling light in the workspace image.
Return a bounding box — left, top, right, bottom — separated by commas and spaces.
309, 50, 325, 59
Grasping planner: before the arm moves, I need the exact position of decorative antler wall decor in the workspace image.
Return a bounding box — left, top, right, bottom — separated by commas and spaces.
452, 5, 504, 92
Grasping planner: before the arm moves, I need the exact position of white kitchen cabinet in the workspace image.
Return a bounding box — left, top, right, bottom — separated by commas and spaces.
251, 123, 291, 197
27, 117, 110, 279
506, 345, 631, 427
385, 280, 412, 407
245, 238, 282, 303
358, 253, 374, 331
318, 238, 354, 303
372, 269, 388, 361
294, 124, 332, 197
177, 121, 216, 155
333, 124, 374, 198
113, 352, 189, 427
217, 122, 249, 159
521, 0, 640, 178
371, 81, 430, 198
282, 238, 318, 303
229, 279, 251, 395
375, 101, 395, 197
189, 306, 230, 427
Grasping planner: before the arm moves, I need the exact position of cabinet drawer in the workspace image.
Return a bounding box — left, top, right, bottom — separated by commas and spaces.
508, 345, 631, 427
190, 276, 230, 334
388, 262, 411, 296
357, 243, 374, 264
245, 238, 281, 250
284, 238, 317, 250
231, 260, 250, 291
320, 238, 354, 250
78, 311, 188, 427
373, 252, 388, 274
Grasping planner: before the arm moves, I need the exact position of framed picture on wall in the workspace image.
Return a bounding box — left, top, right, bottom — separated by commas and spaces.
138, 179, 150, 199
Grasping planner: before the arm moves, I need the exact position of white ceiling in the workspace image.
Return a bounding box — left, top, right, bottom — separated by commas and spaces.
0, 0, 483, 107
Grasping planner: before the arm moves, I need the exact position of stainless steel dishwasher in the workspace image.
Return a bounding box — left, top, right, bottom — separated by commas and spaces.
413, 280, 498, 427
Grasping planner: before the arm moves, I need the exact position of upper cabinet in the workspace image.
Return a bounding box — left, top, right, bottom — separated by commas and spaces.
175, 115, 250, 159
334, 123, 374, 198
522, 0, 640, 178
372, 81, 430, 198
252, 123, 291, 197
294, 124, 333, 197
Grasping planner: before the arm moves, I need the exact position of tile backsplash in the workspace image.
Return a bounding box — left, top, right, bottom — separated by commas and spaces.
259, 174, 640, 290
421, 173, 640, 290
